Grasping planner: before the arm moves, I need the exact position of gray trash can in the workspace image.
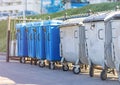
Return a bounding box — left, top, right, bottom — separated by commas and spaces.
108, 12, 120, 81
83, 12, 120, 80
60, 18, 88, 74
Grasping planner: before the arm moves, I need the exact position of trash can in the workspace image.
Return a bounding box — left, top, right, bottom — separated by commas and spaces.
60, 18, 88, 74
108, 12, 120, 81
44, 20, 63, 69
26, 22, 38, 65
26, 22, 33, 58
34, 22, 46, 67
16, 23, 28, 63
83, 12, 119, 80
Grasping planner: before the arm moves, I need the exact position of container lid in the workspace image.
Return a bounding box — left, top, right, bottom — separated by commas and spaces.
44, 20, 63, 26
16, 23, 26, 28
60, 18, 85, 27
33, 21, 43, 26
26, 22, 34, 27
83, 11, 120, 23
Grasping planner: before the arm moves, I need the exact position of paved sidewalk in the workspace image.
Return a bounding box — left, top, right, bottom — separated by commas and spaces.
0, 55, 119, 85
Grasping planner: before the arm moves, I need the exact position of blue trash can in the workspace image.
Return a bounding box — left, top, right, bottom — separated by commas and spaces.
26, 22, 33, 58
16, 23, 28, 63
44, 20, 63, 69
26, 22, 36, 58
34, 22, 46, 67
26, 22, 38, 65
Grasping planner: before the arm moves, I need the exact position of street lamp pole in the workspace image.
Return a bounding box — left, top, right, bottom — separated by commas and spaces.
40, 0, 43, 14
23, 0, 27, 22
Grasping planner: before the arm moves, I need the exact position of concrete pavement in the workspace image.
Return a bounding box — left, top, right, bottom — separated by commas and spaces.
0, 55, 119, 85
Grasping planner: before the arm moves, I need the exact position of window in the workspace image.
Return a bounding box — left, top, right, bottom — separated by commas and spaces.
17, 1, 21, 5
5, 2, 13, 6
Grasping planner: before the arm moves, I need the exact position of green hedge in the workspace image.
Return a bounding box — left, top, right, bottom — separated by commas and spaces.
29, 2, 120, 19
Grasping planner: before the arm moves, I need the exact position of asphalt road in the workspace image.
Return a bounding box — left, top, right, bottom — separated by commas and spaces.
0, 55, 120, 85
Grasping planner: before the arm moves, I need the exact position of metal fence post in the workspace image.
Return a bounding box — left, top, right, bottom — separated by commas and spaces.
6, 16, 11, 62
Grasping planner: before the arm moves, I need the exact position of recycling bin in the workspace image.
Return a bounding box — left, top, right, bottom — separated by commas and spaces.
83, 12, 120, 80
16, 23, 28, 63
26, 22, 33, 58
34, 22, 46, 67
60, 18, 88, 74
26, 22, 39, 65
44, 20, 63, 69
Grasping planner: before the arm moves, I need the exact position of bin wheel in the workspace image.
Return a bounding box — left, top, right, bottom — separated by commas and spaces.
20, 57, 26, 63
73, 66, 81, 74
62, 64, 69, 71
20, 57, 22, 63
89, 66, 94, 77
49, 62, 55, 70
100, 70, 107, 80
39, 61, 45, 68
34, 59, 37, 65
30, 59, 33, 65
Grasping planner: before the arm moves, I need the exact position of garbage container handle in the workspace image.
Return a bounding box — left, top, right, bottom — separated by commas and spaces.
25, 28, 28, 32
16, 29, 21, 40
48, 33, 50, 41
112, 43, 116, 61
112, 28, 117, 39
25, 28, 28, 40
74, 30, 78, 38
19, 32, 22, 40
60, 31, 63, 39
85, 29, 88, 39
60, 43, 63, 57
26, 32, 29, 40
38, 33, 40, 41
30, 34, 32, 40
34, 33, 37, 40
98, 29, 103, 40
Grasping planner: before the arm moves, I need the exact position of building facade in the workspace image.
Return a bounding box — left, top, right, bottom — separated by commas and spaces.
89, 0, 120, 4
0, 0, 40, 15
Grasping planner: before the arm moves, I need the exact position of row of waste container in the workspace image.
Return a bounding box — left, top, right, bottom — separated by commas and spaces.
10, 11, 120, 81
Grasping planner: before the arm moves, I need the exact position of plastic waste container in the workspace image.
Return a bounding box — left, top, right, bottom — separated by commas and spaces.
30, 23, 37, 58
44, 20, 63, 69
16, 23, 28, 63
83, 12, 120, 80
60, 18, 88, 74
26, 22, 33, 58
26, 22, 38, 65
34, 22, 46, 67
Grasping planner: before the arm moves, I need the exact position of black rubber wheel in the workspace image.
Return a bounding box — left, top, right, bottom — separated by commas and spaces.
100, 70, 107, 80
30, 58, 33, 65
20, 57, 26, 63
20, 57, 22, 63
39, 61, 45, 68
49, 62, 55, 70
62, 64, 69, 71
89, 66, 94, 77
85, 65, 88, 70
73, 67, 81, 74
34, 59, 38, 65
